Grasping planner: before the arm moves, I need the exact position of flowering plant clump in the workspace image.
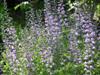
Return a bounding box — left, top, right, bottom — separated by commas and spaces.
0, 0, 100, 75
80, 13, 96, 74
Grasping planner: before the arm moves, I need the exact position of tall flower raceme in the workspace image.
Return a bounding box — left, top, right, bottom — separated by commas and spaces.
67, 6, 82, 64
70, 7, 83, 64
2, 19, 19, 73
22, 8, 39, 74
26, 8, 43, 38
44, 0, 64, 74
33, 10, 44, 37
57, 0, 68, 27
44, 0, 62, 48
68, 28, 82, 64
80, 12, 96, 74
44, 0, 55, 74
74, 7, 82, 36
2, 1, 19, 73
25, 7, 45, 74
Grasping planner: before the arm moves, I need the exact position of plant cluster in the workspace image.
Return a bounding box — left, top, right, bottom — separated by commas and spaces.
0, 0, 100, 75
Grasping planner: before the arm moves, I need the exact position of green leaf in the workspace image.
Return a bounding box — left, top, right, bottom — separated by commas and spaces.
14, 1, 30, 10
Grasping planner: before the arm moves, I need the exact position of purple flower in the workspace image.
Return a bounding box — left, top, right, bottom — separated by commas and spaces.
90, 32, 96, 37
85, 38, 91, 43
